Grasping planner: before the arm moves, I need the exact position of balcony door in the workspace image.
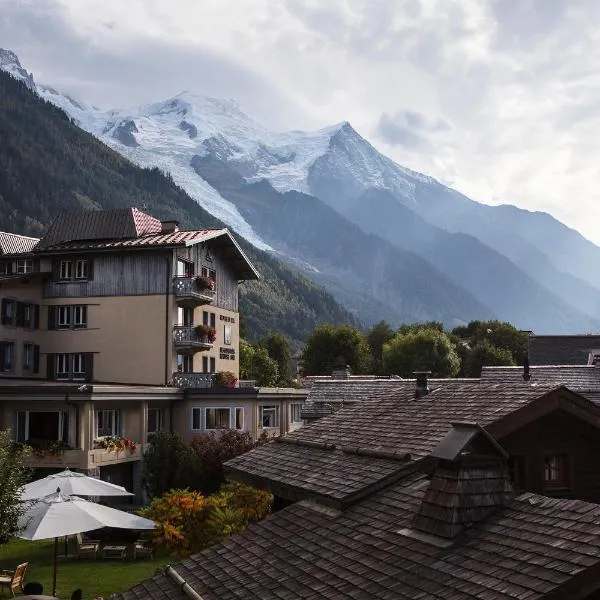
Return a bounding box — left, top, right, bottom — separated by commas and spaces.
177, 259, 193, 278
16, 411, 67, 444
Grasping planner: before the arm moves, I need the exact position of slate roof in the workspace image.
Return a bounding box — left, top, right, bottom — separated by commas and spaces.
529, 334, 600, 365
227, 383, 563, 505
116, 474, 600, 600
0, 232, 39, 255
481, 365, 600, 389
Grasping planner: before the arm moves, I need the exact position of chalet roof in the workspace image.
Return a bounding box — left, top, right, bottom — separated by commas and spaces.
115, 474, 600, 600
227, 383, 584, 506
529, 334, 600, 365
481, 365, 600, 389
0, 231, 39, 255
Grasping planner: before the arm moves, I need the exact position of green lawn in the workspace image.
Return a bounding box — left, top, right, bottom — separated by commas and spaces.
0, 538, 167, 599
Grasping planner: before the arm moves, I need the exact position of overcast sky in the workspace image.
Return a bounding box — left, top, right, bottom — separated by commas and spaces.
3, 0, 600, 243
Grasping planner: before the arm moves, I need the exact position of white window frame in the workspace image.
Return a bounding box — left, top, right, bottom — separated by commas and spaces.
235, 407, 245, 430
15, 259, 33, 274
72, 354, 85, 379
74, 259, 89, 280
22, 343, 34, 372
59, 260, 73, 281
259, 405, 280, 429
16, 410, 65, 443
205, 407, 232, 430
191, 407, 202, 431
73, 305, 87, 328
95, 409, 120, 438
147, 408, 164, 434
290, 403, 303, 424
55, 353, 69, 379
57, 306, 71, 328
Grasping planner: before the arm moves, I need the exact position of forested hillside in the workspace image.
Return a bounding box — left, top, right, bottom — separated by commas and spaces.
0, 71, 355, 343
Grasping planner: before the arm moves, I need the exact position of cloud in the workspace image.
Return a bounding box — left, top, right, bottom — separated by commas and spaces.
3, 0, 600, 243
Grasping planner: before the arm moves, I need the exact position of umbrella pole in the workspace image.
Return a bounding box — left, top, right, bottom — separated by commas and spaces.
53, 536, 58, 597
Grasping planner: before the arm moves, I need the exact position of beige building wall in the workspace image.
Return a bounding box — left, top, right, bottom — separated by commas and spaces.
41, 295, 168, 385
0, 279, 44, 378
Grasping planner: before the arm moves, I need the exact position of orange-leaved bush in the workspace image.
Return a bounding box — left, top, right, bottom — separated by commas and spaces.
139, 483, 272, 556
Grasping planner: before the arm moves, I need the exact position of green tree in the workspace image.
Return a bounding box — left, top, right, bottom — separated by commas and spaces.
301, 324, 373, 375
0, 429, 31, 543
367, 320, 395, 375
189, 430, 269, 494
382, 328, 460, 378
142, 431, 203, 499
397, 321, 445, 335
452, 320, 528, 364
260, 332, 292, 384
240, 339, 279, 386
462, 340, 515, 377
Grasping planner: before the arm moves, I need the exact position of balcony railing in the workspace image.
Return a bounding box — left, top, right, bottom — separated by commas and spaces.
172, 373, 257, 389
26, 446, 143, 469
173, 326, 213, 353
173, 277, 215, 307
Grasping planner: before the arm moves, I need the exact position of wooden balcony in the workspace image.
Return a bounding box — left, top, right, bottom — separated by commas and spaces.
27, 446, 143, 470
173, 326, 214, 354
173, 276, 215, 307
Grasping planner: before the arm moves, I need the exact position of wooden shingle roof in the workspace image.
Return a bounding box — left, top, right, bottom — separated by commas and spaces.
115, 474, 600, 600
529, 334, 600, 365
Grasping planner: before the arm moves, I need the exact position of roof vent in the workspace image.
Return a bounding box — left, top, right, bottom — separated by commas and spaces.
414, 371, 430, 398
161, 220, 179, 234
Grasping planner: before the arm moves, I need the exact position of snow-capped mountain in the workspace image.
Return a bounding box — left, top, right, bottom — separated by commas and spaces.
5, 48, 600, 332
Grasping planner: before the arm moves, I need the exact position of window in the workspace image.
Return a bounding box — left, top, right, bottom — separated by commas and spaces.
73, 306, 87, 328
96, 410, 120, 438
59, 260, 73, 281
176, 259, 193, 278
0, 341, 15, 372
235, 407, 244, 430
57, 306, 71, 328
201, 356, 216, 373
50, 305, 87, 330
148, 408, 164, 434
544, 454, 569, 488
51, 352, 92, 381
192, 407, 201, 430
224, 325, 232, 345
177, 307, 193, 327
1, 299, 15, 326
201, 266, 216, 282
290, 403, 303, 424
15, 411, 67, 443
0, 261, 11, 276
15, 259, 33, 274
260, 405, 280, 428
75, 260, 88, 280
55, 354, 69, 379
177, 353, 194, 372
56, 259, 92, 282
22, 343, 40, 374
205, 407, 231, 430
71, 354, 85, 379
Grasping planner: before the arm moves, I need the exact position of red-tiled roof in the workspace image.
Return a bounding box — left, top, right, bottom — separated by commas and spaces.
131, 207, 162, 236
0, 232, 39, 255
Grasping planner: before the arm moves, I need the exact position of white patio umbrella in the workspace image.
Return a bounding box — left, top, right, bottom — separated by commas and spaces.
19, 489, 155, 596
21, 468, 133, 501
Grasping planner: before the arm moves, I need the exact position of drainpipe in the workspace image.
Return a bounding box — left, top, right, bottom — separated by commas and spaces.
165, 256, 171, 386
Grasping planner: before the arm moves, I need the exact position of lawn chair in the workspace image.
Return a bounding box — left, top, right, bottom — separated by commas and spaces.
0, 562, 28, 596
133, 539, 153, 560
76, 533, 100, 560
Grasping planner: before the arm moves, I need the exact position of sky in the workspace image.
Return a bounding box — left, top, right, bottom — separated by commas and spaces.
2, 0, 600, 244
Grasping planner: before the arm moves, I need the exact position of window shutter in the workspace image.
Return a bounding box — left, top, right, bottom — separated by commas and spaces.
82, 305, 88, 326
1, 299, 9, 325
87, 258, 94, 281
84, 352, 94, 382
46, 354, 55, 380
33, 304, 40, 330
15, 302, 24, 327
33, 345, 40, 374
47, 306, 55, 330
52, 260, 61, 282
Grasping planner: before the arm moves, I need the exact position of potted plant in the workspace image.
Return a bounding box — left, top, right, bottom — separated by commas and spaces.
195, 324, 216, 343
213, 371, 238, 389
94, 436, 137, 453
195, 275, 216, 292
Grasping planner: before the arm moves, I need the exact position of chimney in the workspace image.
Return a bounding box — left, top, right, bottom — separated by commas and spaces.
331, 365, 351, 380
523, 354, 531, 381
410, 423, 513, 540
161, 220, 179, 233
414, 371, 430, 398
